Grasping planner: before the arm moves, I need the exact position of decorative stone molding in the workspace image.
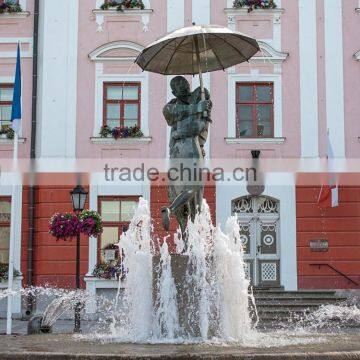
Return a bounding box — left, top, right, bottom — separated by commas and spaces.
224, 7, 284, 50
90, 137, 152, 145
251, 40, 288, 73
92, 9, 153, 33
224, 7, 284, 25
225, 137, 286, 144
226, 41, 288, 74
89, 40, 144, 62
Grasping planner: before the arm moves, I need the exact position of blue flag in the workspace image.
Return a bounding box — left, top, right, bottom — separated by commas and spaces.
11, 43, 21, 134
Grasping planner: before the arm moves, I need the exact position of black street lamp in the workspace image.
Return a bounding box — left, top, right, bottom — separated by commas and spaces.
70, 185, 88, 333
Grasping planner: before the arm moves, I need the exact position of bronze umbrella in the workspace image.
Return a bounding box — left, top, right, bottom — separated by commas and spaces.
135, 24, 260, 101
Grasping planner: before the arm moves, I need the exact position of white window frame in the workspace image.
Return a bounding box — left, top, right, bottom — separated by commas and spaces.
85, 173, 150, 313
94, 68, 149, 137
0, 77, 23, 137
227, 73, 282, 139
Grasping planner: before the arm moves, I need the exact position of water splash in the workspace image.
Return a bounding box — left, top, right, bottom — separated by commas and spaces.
153, 241, 179, 340
41, 290, 86, 327
103, 198, 256, 343
298, 301, 360, 330
110, 198, 153, 342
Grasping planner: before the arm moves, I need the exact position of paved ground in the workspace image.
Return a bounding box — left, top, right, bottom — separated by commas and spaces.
0, 321, 359, 359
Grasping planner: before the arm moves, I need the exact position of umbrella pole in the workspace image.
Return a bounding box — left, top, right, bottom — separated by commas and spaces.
194, 35, 209, 155
194, 35, 205, 102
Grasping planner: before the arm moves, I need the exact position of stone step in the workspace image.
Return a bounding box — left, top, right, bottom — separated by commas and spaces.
256, 302, 330, 308
255, 294, 346, 301
257, 308, 312, 315
253, 290, 338, 296
255, 298, 345, 305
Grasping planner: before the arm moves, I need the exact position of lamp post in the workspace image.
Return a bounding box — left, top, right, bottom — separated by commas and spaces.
70, 185, 88, 333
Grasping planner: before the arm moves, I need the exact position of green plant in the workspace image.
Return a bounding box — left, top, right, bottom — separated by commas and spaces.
0, 1, 22, 14
233, 0, 276, 12
0, 263, 20, 283
78, 210, 103, 237
99, 125, 112, 138
93, 260, 126, 280
0, 127, 15, 140
100, 0, 145, 11
99, 125, 144, 139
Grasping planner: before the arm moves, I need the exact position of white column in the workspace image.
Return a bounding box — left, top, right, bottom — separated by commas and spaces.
87, 181, 98, 276
324, 0, 345, 157
37, 0, 79, 158
166, 0, 185, 158
299, 0, 319, 158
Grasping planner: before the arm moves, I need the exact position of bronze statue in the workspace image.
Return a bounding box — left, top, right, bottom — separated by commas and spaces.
161, 76, 212, 241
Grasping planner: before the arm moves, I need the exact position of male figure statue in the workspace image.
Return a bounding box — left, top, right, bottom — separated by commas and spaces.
161, 76, 212, 240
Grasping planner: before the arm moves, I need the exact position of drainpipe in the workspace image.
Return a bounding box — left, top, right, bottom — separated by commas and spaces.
26, 0, 40, 316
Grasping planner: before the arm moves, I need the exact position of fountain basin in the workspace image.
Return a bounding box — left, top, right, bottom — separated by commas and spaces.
2, 332, 360, 359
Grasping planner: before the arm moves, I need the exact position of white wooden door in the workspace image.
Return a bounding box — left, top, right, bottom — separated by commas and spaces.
233, 196, 280, 287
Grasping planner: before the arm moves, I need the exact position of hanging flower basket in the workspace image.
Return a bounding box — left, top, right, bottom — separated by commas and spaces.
0, 263, 20, 283
79, 210, 103, 237
99, 125, 144, 139
233, 0, 277, 12
100, 0, 145, 11
49, 213, 81, 241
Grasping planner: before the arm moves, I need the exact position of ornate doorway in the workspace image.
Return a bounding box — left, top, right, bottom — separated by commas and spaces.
232, 196, 280, 287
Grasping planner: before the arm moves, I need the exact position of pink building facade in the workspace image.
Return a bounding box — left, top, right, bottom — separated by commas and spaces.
1, 0, 360, 314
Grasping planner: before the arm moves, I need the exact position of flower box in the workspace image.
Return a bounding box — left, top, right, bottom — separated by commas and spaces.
99, 125, 144, 140
0, 1, 22, 14
233, 0, 277, 12
100, 0, 145, 11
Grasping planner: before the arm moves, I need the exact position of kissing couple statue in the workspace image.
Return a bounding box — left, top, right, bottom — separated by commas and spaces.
161, 75, 212, 245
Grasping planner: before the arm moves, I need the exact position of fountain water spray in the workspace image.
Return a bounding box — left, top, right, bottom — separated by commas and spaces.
107, 198, 257, 343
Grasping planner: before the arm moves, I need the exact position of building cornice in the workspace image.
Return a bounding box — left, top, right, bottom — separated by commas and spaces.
225, 137, 286, 145
0, 137, 26, 145
0, 11, 30, 19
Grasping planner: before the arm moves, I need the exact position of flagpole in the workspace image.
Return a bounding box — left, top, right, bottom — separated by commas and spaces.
7, 42, 21, 335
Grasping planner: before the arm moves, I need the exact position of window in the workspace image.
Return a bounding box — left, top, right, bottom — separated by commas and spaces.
0, 0, 19, 4
236, 83, 274, 138
98, 196, 139, 262
103, 82, 141, 129
0, 84, 14, 131
0, 198, 11, 264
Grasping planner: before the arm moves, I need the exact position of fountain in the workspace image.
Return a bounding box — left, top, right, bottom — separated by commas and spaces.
103, 198, 257, 343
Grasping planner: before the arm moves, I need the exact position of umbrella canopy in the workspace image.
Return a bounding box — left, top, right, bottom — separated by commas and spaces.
135, 24, 260, 75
